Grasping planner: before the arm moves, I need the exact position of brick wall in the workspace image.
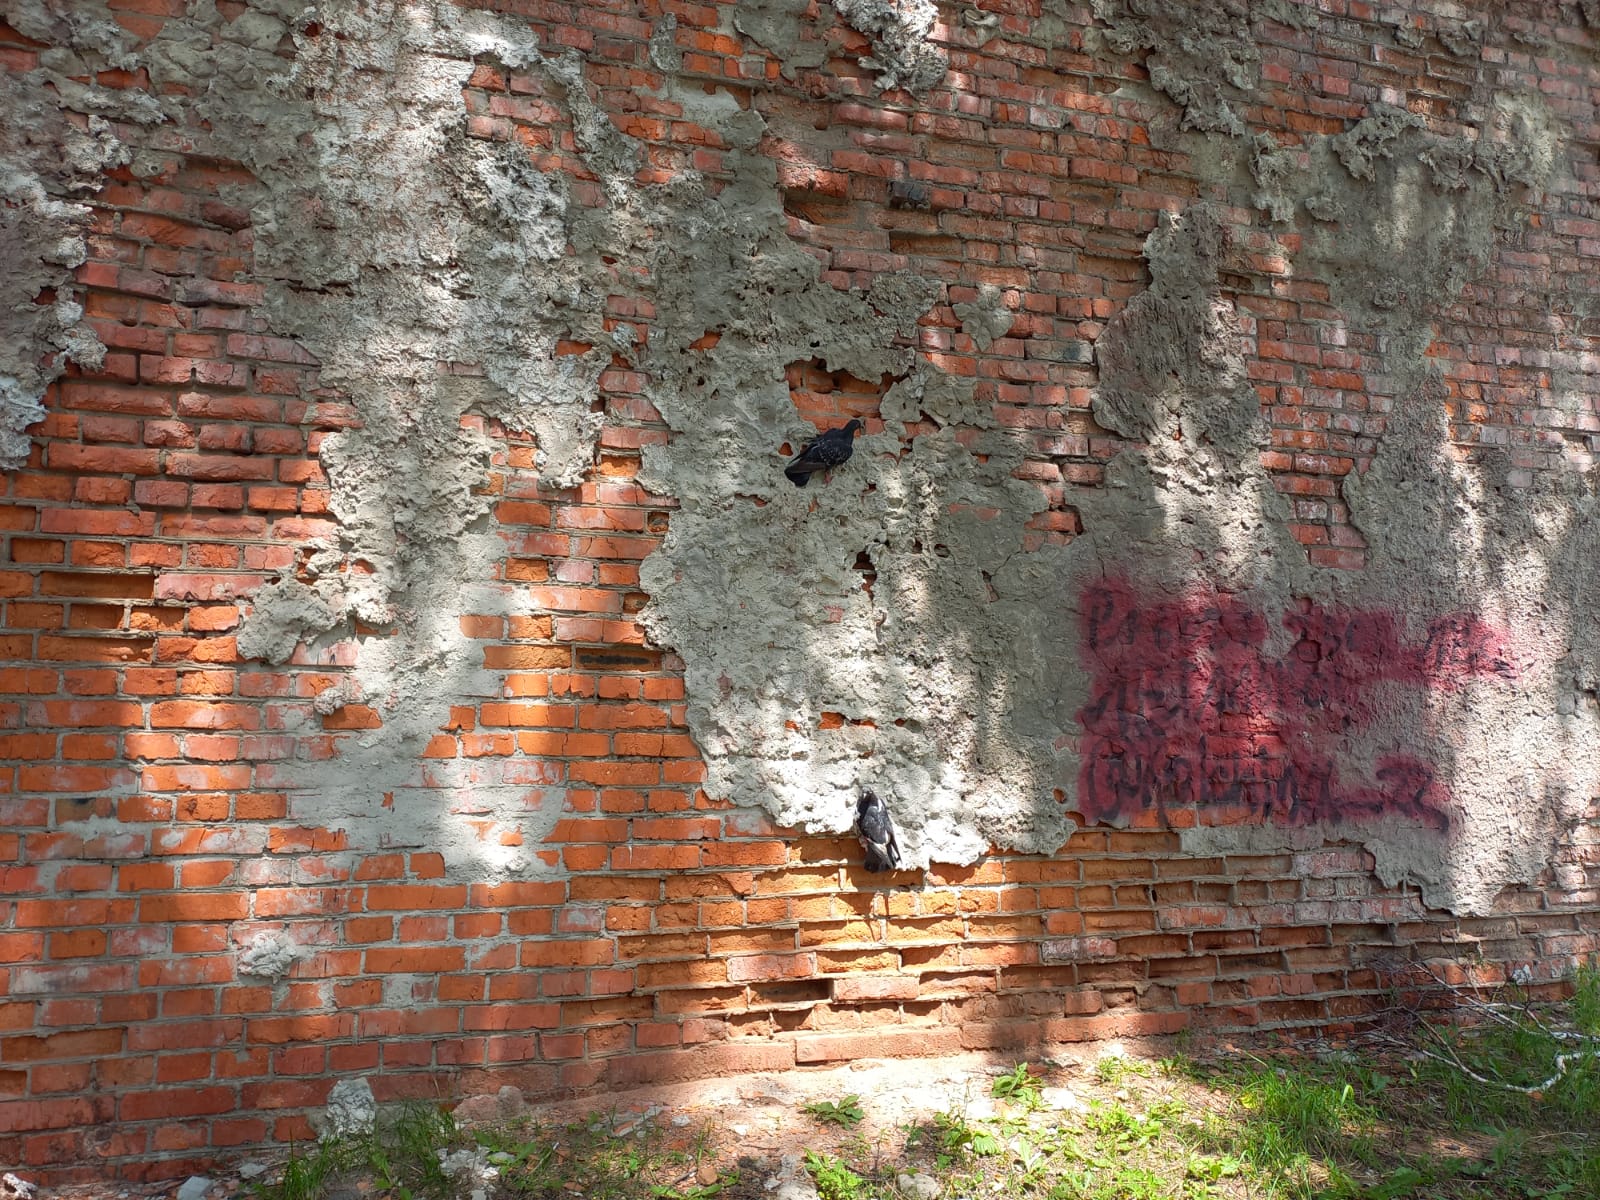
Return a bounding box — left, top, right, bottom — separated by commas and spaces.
4, 0, 1600, 1181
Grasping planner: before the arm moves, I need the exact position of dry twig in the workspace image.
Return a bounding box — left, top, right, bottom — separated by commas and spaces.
1366, 958, 1600, 1096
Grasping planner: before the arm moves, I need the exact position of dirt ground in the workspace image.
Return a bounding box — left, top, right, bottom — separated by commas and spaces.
14, 1039, 1178, 1200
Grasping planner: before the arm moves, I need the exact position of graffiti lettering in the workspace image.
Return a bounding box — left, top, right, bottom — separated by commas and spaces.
1075, 581, 1514, 831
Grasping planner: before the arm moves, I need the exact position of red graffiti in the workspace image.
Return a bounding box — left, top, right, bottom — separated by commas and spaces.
1075, 580, 1515, 831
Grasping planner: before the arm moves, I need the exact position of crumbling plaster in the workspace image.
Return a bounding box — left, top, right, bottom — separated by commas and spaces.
1064, 1, 1600, 911
10, 0, 1600, 913
0, 2, 157, 469
648, 0, 1600, 910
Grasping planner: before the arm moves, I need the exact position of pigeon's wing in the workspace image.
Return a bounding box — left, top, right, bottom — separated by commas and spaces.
856, 793, 899, 871
857, 799, 888, 844
862, 837, 891, 872
814, 429, 854, 467
785, 438, 829, 484
882, 819, 901, 868
785, 426, 858, 485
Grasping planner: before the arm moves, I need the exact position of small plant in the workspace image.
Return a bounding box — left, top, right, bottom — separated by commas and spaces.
1573, 959, 1600, 1036
1093, 1051, 1150, 1086
932, 1109, 1000, 1159
1011, 1134, 1048, 1182
252, 1141, 343, 1200
1080, 1100, 1166, 1154
991, 1062, 1044, 1111
801, 1094, 865, 1127
803, 1149, 864, 1200
1182, 1151, 1242, 1184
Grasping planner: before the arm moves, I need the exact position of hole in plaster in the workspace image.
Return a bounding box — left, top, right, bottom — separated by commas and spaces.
932, 543, 950, 558
853, 549, 876, 598
819, 711, 876, 730
785, 358, 893, 428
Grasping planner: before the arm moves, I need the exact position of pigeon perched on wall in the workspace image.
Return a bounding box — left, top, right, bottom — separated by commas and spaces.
856, 788, 901, 872
784, 419, 863, 487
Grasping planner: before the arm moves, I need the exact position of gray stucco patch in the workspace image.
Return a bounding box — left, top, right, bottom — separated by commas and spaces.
1077, 3, 1600, 912
14, 0, 1597, 916
953, 285, 1016, 353
734, 0, 829, 77
1088, 0, 1263, 136
634, 144, 1076, 867
67, 0, 631, 875
0, 1, 159, 467
832, 0, 949, 95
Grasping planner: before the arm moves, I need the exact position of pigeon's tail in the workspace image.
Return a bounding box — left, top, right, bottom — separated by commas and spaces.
784, 464, 810, 487
861, 838, 899, 872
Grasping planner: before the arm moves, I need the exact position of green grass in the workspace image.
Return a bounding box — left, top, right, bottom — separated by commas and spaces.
253, 1104, 724, 1200
250, 961, 1600, 1200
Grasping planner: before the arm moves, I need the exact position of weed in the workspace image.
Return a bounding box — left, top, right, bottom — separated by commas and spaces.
252, 1104, 463, 1200
1079, 1100, 1165, 1153
1155, 1052, 1203, 1081
930, 1110, 1000, 1160
803, 1149, 863, 1200
252, 1142, 342, 1200
991, 1062, 1045, 1113
1573, 960, 1600, 1036
1182, 1150, 1242, 1184
801, 1094, 865, 1127
1092, 1052, 1147, 1085
1049, 1162, 1169, 1200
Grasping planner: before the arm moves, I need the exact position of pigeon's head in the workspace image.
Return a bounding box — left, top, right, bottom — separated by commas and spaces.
844, 419, 863, 436
856, 789, 878, 816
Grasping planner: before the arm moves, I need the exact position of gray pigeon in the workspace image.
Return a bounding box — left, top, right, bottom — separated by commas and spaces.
785, 419, 863, 487
855, 788, 900, 872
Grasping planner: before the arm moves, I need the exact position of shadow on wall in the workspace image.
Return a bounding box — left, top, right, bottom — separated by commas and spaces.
92, 0, 1600, 1144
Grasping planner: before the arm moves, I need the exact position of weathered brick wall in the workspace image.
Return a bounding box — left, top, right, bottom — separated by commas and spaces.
4, 0, 1600, 1181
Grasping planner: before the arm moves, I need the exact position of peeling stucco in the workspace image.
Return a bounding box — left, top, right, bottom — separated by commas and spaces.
952, 285, 1016, 353
0, 1, 158, 467
12, 0, 1599, 914
168, 1, 631, 877
3, 0, 639, 875
1088, 0, 1285, 136
1073, 1, 1600, 911
638, 216, 1075, 866
733, 0, 829, 78
831, 0, 948, 95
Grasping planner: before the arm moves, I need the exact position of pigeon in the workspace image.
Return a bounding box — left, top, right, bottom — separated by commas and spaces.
855, 788, 901, 872
784, 419, 863, 487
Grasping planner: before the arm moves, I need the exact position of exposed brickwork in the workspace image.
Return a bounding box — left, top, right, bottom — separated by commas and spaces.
3, 0, 1600, 1181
